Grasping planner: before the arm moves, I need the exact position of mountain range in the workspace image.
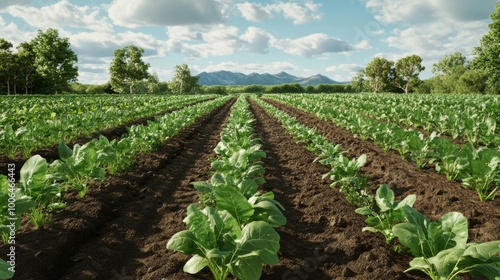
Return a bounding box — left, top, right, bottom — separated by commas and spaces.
196, 71, 343, 86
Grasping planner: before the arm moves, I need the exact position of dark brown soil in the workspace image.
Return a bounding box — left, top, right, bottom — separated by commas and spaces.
1, 96, 497, 280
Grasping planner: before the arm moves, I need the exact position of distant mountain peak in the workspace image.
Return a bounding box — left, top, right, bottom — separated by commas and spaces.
197, 71, 341, 86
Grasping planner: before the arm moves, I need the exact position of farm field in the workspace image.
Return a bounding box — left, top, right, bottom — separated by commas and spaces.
0, 93, 499, 280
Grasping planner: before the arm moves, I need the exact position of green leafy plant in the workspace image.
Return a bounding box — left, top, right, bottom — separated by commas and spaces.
355, 184, 416, 244
50, 141, 105, 197
167, 205, 280, 280
393, 206, 500, 279
0, 259, 14, 279
461, 147, 500, 201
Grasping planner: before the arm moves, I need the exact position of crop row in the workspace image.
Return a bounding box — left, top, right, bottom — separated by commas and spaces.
0, 94, 216, 158
266, 94, 500, 202
296, 93, 500, 147
0, 97, 231, 279
168, 96, 286, 280
254, 96, 500, 280
252, 97, 372, 207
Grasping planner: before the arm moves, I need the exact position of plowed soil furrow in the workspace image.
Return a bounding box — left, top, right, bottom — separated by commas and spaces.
4, 98, 235, 280
248, 99, 424, 280
262, 98, 500, 243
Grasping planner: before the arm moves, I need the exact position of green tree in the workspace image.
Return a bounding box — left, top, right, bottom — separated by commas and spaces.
32, 29, 78, 94
365, 57, 394, 93
351, 69, 367, 92
0, 38, 14, 94
394, 55, 425, 94
110, 45, 150, 94
431, 52, 468, 93
472, 1, 500, 93
169, 64, 200, 94
16, 41, 37, 95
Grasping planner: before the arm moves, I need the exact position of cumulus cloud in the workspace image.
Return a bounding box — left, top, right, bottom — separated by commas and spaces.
239, 27, 275, 54
236, 2, 273, 22
325, 64, 365, 82
6, 0, 112, 32
276, 33, 353, 58
108, 0, 223, 27
237, 1, 323, 24
71, 31, 162, 58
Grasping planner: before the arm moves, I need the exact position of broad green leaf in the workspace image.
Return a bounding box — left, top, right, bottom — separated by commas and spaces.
376, 184, 394, 212
215, 185, 254, 225
395, 194, 416, 210
166, 230, 197, 254
237, 221, 280, 265
229, 256, 262, 280
251, 200, 286, 227
184, 205, 216, 249
435, 212, 468, 250
19, 155, 48, 193
57, 141, 73, 159
183, 255, 209, 274
0, 259, 14, 280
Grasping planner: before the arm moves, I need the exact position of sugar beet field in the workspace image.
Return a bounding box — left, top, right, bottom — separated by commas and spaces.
0, 93, 499, 280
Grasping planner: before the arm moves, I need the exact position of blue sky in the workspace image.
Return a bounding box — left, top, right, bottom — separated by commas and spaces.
0, 0, 497, 84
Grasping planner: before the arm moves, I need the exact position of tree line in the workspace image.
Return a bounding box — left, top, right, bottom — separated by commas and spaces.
0, 28, 78, 94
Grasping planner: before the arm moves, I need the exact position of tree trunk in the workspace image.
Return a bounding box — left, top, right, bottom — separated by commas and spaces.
6, 78, 10, 95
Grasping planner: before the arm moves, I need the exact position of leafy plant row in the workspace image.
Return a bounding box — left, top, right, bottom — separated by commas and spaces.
305, 93, 500, 147
356, 184, 500, 280
252, 97, 372, 207
0, 94, 216, 158
167, 96, 286, 280
0, 97, 231, 279
256, 96, 500, 280
267, 95, 499, 201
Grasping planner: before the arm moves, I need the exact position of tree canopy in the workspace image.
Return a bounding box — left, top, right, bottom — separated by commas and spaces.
32, 28, 78, 94
472, 1, 500, 94
169, 64, 200, 94
110, 45, 150, 94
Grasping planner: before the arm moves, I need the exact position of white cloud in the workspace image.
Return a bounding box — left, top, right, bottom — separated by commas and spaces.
0, 19, 35, 46
325, 63, 364, 81
108, 0, 223, 27
237, 1, 323, 25
275, 1, 323, 25
275, 33, 353, 58
6, 0, 112, 32
239, 27, 275, 54
236, 2, 273, 22
71, 31, 163, 58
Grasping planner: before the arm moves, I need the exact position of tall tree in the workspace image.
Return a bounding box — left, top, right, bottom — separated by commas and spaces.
169, 64, 200, 94
365, 57, 394, 93
472, 1, 500, 93
394, 55, 425, 94
432, 52, 468, 93
16, 41, 36, 94
109, 45, 150, 94
351, 69, 367, 92
0, 38, 14, 94
32, 29, 78, 94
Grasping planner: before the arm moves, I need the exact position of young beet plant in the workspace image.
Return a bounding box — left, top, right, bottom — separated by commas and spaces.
393, 206, 500, 280
355, 184, 416, 244
167, 205, 280, 280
